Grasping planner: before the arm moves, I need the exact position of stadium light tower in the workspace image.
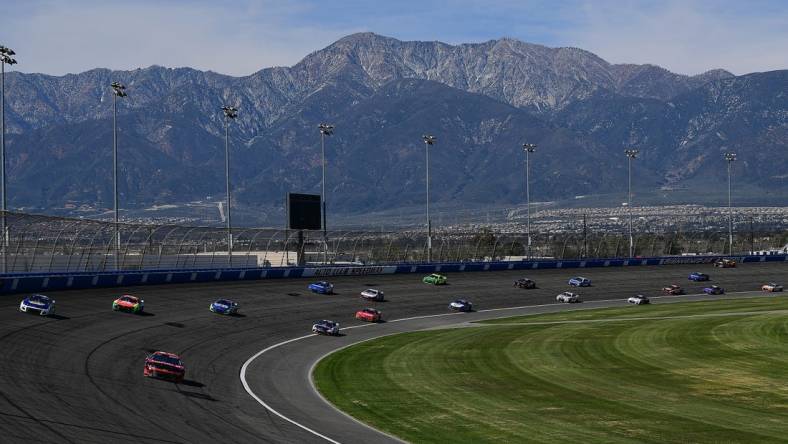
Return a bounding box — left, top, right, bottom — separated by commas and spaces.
522, 143, 536, 259
624, 149, 639, 258
0, 45, 17, 273
422, 135, 437, 262
724, 152, 737, 255
318, 123, 334, 264
110, 81, 127, 269
222, 105, 238, 267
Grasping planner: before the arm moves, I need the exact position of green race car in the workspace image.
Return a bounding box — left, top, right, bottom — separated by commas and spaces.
423, 273, 447, 285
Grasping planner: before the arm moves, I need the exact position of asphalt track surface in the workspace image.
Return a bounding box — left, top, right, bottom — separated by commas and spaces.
0, 262, 784, 443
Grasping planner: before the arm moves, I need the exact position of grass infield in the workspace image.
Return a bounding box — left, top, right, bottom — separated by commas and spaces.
313, 297, 788, 443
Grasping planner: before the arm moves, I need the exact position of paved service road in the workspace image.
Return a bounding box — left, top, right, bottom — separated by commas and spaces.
0, 262, 784, 443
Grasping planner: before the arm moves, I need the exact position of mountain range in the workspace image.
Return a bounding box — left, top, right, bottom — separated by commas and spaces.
3, 32, 786, 224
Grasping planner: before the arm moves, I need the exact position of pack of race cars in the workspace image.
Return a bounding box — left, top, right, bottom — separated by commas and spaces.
15, 266, 784, 382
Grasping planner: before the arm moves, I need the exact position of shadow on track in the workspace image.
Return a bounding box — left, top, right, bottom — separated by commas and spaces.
48, 314, 70, 320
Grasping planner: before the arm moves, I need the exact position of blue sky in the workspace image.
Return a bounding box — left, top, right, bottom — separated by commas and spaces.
2, 0, 786, 76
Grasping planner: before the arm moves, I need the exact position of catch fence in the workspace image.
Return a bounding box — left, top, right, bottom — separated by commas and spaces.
0, 211, 785, 274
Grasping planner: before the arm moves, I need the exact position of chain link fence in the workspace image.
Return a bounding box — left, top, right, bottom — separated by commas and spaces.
0, 211, 785, 273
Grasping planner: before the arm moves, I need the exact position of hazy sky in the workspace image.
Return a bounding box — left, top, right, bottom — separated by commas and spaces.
2, 0, 786, 76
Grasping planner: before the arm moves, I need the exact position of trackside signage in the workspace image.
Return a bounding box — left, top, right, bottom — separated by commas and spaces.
660, 256, 744, 265
306, 266, 395, 277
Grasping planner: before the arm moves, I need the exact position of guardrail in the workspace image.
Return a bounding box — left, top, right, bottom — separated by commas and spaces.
1, 254, 785, 295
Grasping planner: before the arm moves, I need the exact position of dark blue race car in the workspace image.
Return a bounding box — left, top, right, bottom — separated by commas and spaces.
309, 281, 334, 294
703, 285, 725, 295
449, 299, 473, 312
689, 272, 710, 282
209, 299, 239, 315
568, 276, 591, 287
312, 320, 340, 335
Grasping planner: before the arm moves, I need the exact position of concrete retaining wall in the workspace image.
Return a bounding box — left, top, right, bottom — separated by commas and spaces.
1, 254, 785, 295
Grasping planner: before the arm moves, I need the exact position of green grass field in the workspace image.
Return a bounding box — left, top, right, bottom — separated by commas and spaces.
313, 297, 788, 443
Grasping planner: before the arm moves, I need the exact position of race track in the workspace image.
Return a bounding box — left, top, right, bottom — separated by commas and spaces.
0, 262, 784, 443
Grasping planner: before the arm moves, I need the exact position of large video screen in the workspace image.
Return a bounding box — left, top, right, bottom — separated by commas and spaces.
287, 193, 322, 230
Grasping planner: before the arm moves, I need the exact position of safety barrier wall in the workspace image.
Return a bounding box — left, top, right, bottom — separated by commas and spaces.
1, 254, 785, 295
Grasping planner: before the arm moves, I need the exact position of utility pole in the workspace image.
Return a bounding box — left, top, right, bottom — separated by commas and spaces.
318, 123, 333, 264
222, 105, 238, 267
625, 149, 639, 257
523, 143, 536, 259
422, 135, 436, 262
0, 45, 17, 273
724, 152, 736, 256
110, 81, 127, 270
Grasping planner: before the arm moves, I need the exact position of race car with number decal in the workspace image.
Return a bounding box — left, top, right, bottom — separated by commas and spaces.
210, 299, 239, 315
312, 320, 340, 336
714, 258, 736, 268
662, 284, 685, 295
308, 281, 334, 294
423, 273, 447, 285
360, 289, 385, 301
113, 295, 144, 313
761, 282, 783, 292
449, 299, 473, 312
688, 272, 710, 282
627, 295, 650, 305
19, 294, 56, 316
556, 292, 581, 303
703, 285, 725, 295
355, 308, 382, 322
514, 278, 536, 289
568, 276, 591, 287
143, 351, 185, 383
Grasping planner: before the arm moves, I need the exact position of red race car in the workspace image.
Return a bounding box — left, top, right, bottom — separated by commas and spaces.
355, 308, 382, 323
113, 294, 144, 313
143, 351, 185, 383
662, 284, 685, 295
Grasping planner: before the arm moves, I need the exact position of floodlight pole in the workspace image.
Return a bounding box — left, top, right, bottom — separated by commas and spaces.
222, 106, 238, 267
1, 45, 17, 273
725, 152, 737, 255
625, 149, 639, 258
0, 45, 16, 273
423, 135, 436, 262
111, 81, 126, 270
523, 143, 536, 259
318, 123, 333, 264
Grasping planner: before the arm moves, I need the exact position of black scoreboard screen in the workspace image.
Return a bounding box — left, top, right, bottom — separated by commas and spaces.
287, 193, 322, 230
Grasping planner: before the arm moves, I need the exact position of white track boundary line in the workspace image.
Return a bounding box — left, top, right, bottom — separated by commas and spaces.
239, 290, 768, 443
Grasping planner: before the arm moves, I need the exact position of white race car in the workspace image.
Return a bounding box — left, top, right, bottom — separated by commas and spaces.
627, 295, 650, 305
360, 288, 385, 301
761, 283, 783, 292
556, 292, 581, 303
19, 294, 56, 316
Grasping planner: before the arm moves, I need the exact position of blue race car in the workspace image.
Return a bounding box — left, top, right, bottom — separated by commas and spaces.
703, 285, 725, 295
19, 294, 56, 316
568, 276, 591, 287
449, 299, 473, 312
308, 281, 334, 294
689, 272, 710, 282
209, 299, 239, 315
312, 320, 340, 336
